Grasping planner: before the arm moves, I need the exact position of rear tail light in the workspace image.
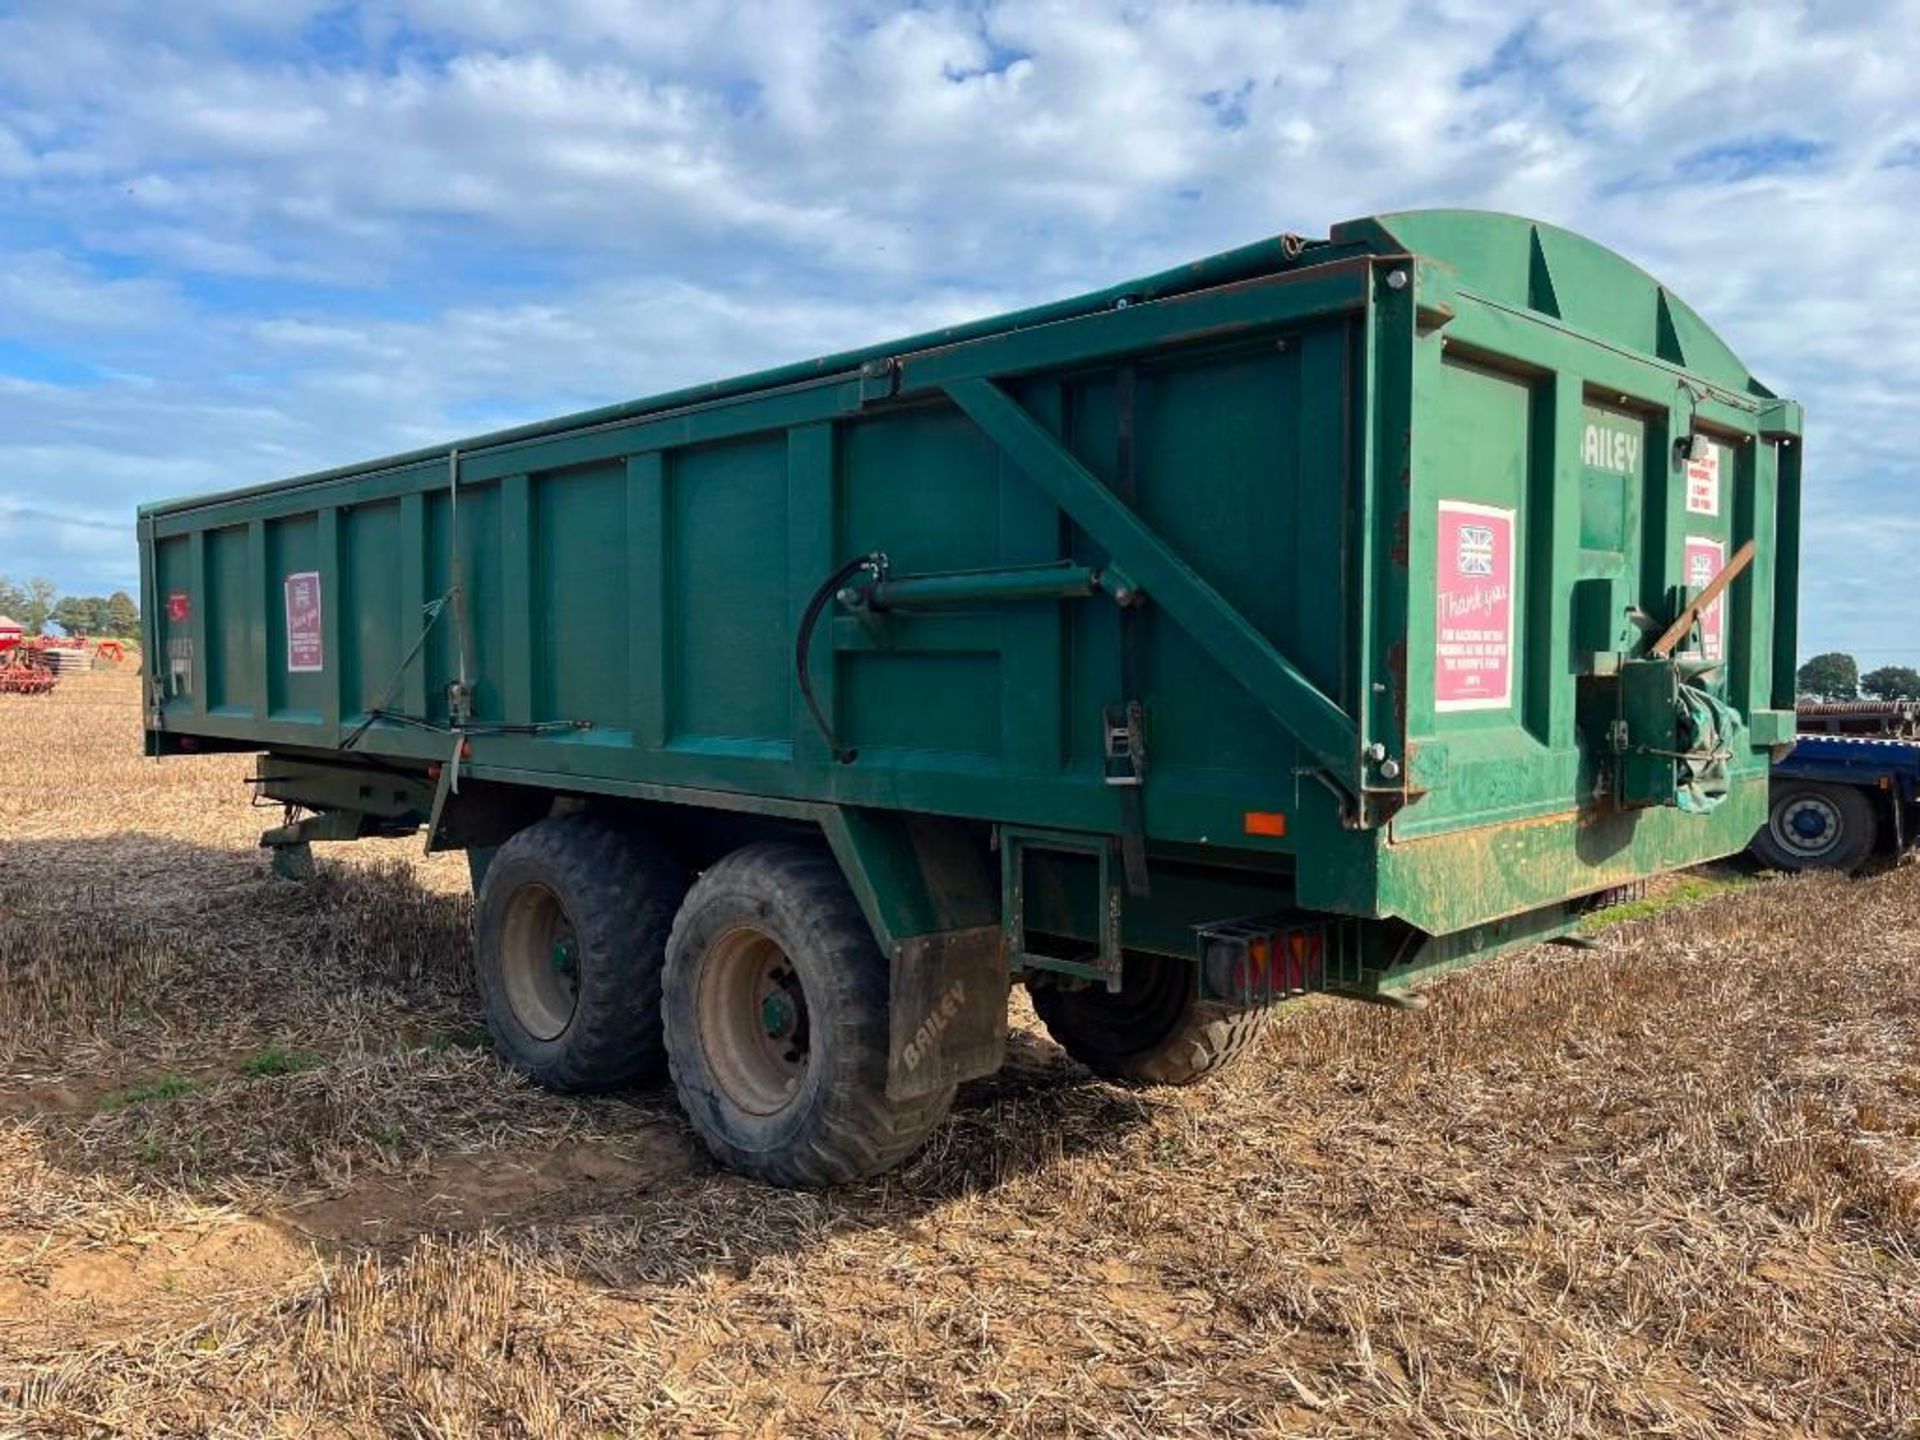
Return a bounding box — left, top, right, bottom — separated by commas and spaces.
1198, 918, 1326, 1005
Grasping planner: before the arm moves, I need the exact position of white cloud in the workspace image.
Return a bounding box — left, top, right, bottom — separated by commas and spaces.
0, 122, 30, 177
0, 251, 184, 335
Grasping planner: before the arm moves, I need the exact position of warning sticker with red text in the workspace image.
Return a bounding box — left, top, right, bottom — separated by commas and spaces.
1685, 445, 1721, 516
1683, 536, 1726, 663
1434, 500, 1515, 712
285, 571, 323, 673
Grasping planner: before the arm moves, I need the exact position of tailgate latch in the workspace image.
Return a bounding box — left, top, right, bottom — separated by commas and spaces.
1102, 700, 1147, 787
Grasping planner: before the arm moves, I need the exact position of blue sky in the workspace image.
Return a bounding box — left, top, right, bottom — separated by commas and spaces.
0, 0, 1915, 666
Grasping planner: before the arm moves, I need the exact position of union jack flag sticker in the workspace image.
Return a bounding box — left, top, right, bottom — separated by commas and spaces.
1457, 524, 1495, 577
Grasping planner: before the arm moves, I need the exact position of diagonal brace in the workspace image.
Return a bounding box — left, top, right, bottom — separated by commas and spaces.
944, 376, 1359, 784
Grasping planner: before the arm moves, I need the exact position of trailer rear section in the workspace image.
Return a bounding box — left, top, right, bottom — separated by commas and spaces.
139, 210, 1802, 1184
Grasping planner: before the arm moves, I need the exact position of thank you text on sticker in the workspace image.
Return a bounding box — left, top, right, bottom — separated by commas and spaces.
1435, 500, 1515, 712
285, 571, 323, 674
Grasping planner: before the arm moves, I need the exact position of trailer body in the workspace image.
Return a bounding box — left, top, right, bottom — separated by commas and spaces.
138, 210, 1803, 1180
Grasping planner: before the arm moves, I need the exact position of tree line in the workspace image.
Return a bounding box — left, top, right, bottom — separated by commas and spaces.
0, 575, 141, 638
1797, 652, 1920, 703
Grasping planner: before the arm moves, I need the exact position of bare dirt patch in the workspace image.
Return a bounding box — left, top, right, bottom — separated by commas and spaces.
1, 671, 1917, 1436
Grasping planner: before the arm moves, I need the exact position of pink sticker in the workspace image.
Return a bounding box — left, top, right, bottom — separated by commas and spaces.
166, 591, 190, 624
1435, 501, 1515, 712
1684, 536, 1725, 663
285, 571, 323, 673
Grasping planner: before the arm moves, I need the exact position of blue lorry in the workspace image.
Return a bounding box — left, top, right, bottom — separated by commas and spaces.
1750, 703, 1920, 872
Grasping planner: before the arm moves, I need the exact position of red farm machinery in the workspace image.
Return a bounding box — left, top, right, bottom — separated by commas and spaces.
0, 616, 55, 695
0, 624, 125, 695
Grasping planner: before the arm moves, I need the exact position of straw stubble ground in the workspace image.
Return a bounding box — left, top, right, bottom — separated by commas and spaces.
0, 671, 1916, 1437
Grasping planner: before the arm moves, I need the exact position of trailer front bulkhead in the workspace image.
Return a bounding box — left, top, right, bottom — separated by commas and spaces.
139, 211, 1803, 1184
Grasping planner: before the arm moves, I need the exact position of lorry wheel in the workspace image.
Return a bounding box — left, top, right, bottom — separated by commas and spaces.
1751, 781, 1878, 873
1032, 953, 1266, 1086
663, 842, 955, 1187
474, 814, 686, 1092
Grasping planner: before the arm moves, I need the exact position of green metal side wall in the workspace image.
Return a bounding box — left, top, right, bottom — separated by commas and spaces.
139, 210, 1802, 940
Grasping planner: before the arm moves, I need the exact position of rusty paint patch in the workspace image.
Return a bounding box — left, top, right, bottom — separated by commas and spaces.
1401, 738, 1428, 800
1386, 640, 1408, 738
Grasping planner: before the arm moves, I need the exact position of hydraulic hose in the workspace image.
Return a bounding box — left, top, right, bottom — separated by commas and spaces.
795, 553, 885, 765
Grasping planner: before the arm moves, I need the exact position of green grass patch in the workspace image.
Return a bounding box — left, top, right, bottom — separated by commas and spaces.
103, 1075, 198, 1110
1578, 873, 1753, 933
241, 1046, 324, 1078
427, 1025, 492, 1054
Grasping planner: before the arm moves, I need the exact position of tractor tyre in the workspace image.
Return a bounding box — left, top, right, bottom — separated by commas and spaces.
474, 813, 686, 1092
1032, 952, 1267, 1086
663, 842, 955, 1187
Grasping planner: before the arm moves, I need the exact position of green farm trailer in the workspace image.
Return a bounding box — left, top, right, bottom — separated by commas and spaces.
138, 210, 1803, 1185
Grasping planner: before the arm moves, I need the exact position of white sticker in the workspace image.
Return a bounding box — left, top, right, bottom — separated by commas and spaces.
285, 571, 323, 673
166, 636, 194, 696
1685, 446, 1720, 517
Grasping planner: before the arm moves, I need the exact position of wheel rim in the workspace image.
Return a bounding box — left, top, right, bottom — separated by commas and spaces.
696, 925, 811, 1116
499, 883, 580, 1041
1771, 792, 1843, 859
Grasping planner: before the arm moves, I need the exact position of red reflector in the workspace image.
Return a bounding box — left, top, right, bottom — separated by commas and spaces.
1243, 810, 1287, 837
459, 740, 473, 760
1283, 928, 1325, 991
426, 763, 442, 781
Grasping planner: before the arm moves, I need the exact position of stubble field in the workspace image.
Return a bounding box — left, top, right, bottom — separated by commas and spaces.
0, 670, 1916, 1437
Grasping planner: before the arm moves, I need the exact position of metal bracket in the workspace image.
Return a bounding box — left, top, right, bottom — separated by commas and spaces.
857, 357, 899, 404
1001, 827, 1124, 991
1102, 701, 1147, 787
424, 732, 466, 850
259, 808, 377, 881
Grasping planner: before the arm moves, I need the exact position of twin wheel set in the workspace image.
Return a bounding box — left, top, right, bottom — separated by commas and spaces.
474, 814, 1267, 1186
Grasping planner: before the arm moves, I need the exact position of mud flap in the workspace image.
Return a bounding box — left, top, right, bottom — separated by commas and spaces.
886, 925, 1007, 1101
